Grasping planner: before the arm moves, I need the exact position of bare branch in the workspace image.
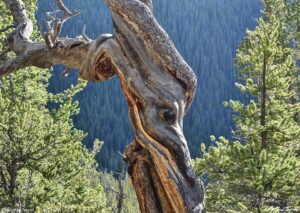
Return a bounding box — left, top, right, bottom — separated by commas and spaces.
61, 66, 70, 77
0, 25, 15, 33
45, 11, 59, 30
117, 160, 126, 213
4, 0, 33, 44
44, 0, 80, 49
100, 182, 120, 196
0, 54, 30, 76
81, 25, 91, 42
56, 0, 80, 21
1, 0, 114, 79
0, 37, 92, 77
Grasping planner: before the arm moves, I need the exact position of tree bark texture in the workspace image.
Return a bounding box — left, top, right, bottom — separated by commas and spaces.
0, 0, 205, 212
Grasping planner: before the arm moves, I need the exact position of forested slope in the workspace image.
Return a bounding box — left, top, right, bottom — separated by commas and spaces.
36, 0, 262, 171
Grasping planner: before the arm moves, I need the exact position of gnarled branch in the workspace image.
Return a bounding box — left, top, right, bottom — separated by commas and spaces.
44, 0, 80, 49
0, 0, 114, 81
0, 0, 206, 212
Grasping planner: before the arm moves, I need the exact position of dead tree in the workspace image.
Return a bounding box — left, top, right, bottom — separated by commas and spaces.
0, 0, 205, 212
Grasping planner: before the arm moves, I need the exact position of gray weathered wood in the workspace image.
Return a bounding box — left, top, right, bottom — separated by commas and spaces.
0, 0, 205, 212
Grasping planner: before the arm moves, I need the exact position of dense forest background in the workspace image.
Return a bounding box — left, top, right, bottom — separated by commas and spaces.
35, 0, 262, 171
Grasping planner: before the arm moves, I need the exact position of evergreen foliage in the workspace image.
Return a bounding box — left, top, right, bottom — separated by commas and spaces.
194, 1, 300, 212
0, 1, 107, 211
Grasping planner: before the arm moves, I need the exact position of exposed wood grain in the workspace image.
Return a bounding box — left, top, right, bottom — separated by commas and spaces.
0, 0, 206, 212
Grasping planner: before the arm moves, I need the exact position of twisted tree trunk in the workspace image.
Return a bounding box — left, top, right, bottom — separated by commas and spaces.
0, 0, 205, 212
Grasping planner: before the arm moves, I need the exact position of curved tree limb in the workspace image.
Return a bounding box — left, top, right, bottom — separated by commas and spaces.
0, 0, 115, 82
0, 0, 206, 212
106, 0, 197, 111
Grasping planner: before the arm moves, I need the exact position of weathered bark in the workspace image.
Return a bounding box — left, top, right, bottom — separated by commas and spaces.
116, 162, 126, 213
0, 0, 205, 212
261, 55, 267, 150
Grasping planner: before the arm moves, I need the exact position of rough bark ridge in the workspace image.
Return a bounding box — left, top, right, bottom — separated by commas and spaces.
0, 0, 205, 212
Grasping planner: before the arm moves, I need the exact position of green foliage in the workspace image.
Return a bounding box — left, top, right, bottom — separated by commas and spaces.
263, 0, 300, 57
0, 1, 107, 211
100, 172, 139, 212
0, 68, 108, 212
0, 54, 108, 212
194, 2, 300, 212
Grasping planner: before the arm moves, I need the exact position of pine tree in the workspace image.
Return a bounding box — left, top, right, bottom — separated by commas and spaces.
194, 6, 300, 213
0, 0, 107, 211
263, 0, 300, 58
